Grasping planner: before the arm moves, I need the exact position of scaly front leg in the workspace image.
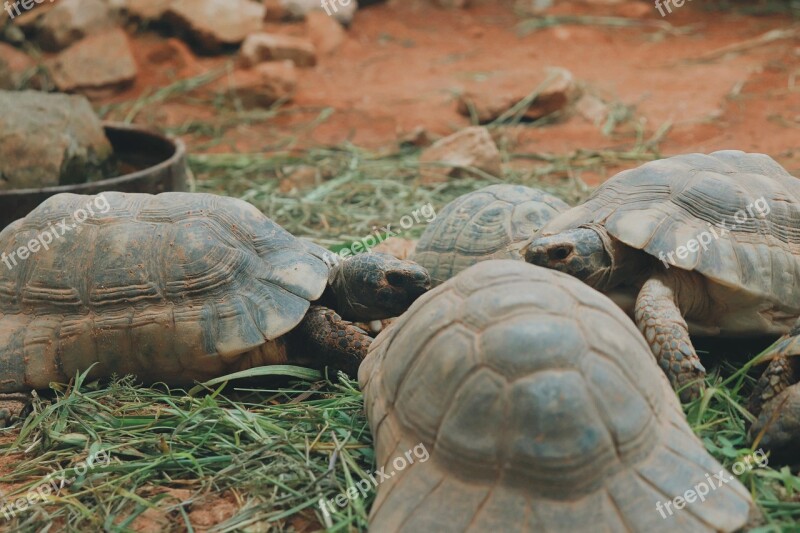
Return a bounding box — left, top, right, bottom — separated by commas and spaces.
635, 272, 706, 402
286, 306, 373, 378
0, 392, 32, 428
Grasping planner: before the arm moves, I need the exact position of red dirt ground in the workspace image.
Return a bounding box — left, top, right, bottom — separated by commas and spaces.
99, 0, 800, 185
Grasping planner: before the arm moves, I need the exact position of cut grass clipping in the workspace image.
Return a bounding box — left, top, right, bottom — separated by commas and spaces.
1, 367, 375, 532
2, 345, 800, 531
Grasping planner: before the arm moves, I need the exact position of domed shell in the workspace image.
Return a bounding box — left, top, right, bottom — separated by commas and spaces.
413, 184, 567, 286
540, 150, 800, 306
359, 260, 754, 532
0, 192, 329, 389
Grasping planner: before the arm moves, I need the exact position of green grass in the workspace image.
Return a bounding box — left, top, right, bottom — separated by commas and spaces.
3, 351, 800, 531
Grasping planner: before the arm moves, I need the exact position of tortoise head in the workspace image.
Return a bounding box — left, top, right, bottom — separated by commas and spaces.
524, 226, 621, 291
329, 253, 431, 321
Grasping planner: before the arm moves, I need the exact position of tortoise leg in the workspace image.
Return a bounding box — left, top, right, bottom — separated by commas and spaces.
747, 321, 800, 457
286, 306, 373, 378
0, 392, 32, 428
635, 274, 706, 402
749, 384, 800, 460
748, 353, 800, 416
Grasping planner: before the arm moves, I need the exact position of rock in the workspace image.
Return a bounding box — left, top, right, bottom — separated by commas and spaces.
306, 11, 345, 55
0, 90, 114, 190
418, 126, 501, 183
125, 0, 173, 20
575, 93, 609, 125
35, 0, 117, 51
239, 33, 317, 68
0, 43, 40, 89
222, 60, 297, 108
47, 28, 138, 97
280, 0, 357, 26
456, 68, 580, 123
165, 0, 265, 53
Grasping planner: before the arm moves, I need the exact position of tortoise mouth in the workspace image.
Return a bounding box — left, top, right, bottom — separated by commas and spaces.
385, 271, 431, 308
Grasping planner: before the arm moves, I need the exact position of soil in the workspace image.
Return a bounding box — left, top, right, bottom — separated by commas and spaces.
98, 0, 800, 185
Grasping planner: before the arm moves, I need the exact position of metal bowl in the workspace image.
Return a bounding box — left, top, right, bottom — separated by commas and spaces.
0, 122, 187, 229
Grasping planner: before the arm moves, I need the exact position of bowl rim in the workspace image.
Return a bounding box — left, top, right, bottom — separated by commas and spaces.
0, 122, 186, 197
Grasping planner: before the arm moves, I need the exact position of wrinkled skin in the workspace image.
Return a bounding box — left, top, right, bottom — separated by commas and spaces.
326, 252, 432, 321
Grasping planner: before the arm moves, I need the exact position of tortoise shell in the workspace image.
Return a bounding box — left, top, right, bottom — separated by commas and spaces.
539, 150, 800, 332
359, 260, 754, 532
413, 184, 567, 286
0, 192, 329, 389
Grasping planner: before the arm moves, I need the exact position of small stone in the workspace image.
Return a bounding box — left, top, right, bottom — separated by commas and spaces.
0, 90, 114, 190
457, 68, 580, 123
35, 0, 117, 51
306, 10, 345, 55
165, 0, 265, 53
47, 28, 138, 97
240, 33, 317, 67
575, 94, 609, 125
222, 60, 297, 108
419, 126, 502, 184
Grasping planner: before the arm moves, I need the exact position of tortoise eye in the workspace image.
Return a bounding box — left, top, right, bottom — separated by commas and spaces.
386, 272, 405, 287
549, 245, 572, 261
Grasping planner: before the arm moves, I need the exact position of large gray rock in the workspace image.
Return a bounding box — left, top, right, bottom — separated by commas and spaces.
0, 91, 115, 190
165, 0, 265, 53
35, 0, 118, 51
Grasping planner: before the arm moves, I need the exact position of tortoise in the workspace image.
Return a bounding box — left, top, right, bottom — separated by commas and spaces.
0, 191, 430, 418
748, 318, 800, 460
413, 184, 568, 286
359, 260, 755, 532
524, 150, 800, 402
